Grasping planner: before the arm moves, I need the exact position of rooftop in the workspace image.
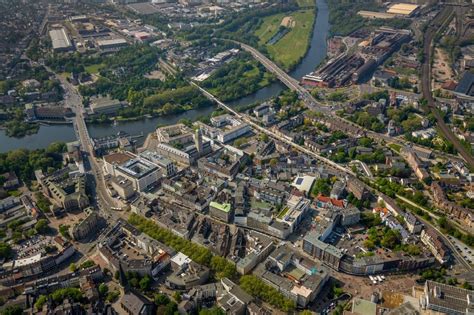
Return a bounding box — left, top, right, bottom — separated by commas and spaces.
210, 201, 232, 213
104, 152, 135, 165
424, 280, 474, 314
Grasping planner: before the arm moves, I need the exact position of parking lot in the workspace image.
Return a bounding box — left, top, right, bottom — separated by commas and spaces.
448, 235, 474, 265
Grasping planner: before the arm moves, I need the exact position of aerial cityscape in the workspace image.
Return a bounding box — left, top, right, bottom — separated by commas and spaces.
0, 0, 473, 314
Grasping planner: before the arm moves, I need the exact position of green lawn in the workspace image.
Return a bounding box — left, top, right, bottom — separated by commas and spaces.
277, 207, 290, 219
255, 10, 316, 70
85, 63, 105, 74
297, 0, 316, 7
254, 13, 286, 45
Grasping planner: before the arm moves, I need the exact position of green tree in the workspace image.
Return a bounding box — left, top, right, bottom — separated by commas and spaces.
199, 306, 226, 315
98, 283, 109, 296
173, 291, 182, 303
139, 275, 152, 291
381, 229, 401, 249
69, 263, 77, 272
35, 219, 49, 234
154, 293, 170, 306
34, 295, 48, 310
0, 242, 12, 259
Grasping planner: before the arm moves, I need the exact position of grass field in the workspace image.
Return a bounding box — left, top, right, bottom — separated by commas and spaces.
254, 13, 286, 45
296, 0, 316, 7
255, 10, 315, 70
85, 63, 105, 74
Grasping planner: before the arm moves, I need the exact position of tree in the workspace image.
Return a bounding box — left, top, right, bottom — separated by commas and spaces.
1, 305, 23, 315
106, 291, 120, 302
311, 178, 331, 196
139, 275, 152, 291
173, 291, 182, 303
199, 306, 226, 315
164, 301, 178, 315
381, 229, 401, 249
0, 242, 12, 259
154, 293, 170, 306
364, 239, 375, 250
69, 263, 77, 272
59, 225, 71, 239
462, 281, 473, 290
269, 158, 278, 167
34, 295, 48, 310
98, 283, 109, 296
35, 219, 49, 234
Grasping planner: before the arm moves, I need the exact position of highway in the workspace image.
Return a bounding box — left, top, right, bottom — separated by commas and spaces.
420, 6, 474, 169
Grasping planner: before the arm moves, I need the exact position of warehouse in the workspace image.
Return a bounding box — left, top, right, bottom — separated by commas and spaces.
96, 38, 128, 51
386, 3, 419, 17
49, 28, 73, 52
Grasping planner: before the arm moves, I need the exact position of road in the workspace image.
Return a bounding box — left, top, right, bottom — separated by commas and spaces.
191, 82, 355, 177
396, 195, 472, 270
420, 6, 474, 169
50, 71, 126, 259
237, 41, 471, 166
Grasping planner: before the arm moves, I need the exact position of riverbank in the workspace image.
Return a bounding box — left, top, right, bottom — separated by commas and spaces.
254, 6, 318, 71
1, 0, 330, 152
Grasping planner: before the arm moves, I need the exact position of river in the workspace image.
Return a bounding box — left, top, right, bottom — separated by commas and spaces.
0, 0, 329, 153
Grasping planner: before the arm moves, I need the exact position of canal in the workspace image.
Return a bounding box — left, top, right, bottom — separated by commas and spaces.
0, 0, 329, 153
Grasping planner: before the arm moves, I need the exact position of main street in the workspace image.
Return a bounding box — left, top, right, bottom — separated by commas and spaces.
50, 70, 126, 259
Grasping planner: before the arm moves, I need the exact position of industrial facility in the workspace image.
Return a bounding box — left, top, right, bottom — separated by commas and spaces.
302, 28, 411, 88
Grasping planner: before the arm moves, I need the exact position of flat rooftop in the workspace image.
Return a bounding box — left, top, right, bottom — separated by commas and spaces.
387, 3, 419, 15
104, 152, 135, 165
210, 201, 231, 213
49, 28, 72, 50
118, 158, 158, 179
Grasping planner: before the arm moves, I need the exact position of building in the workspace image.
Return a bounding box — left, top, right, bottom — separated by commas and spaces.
209, 201, 233, 223
120, 290, 154, 315
254, 245, 329, 307
110, 176, 135, 200
25, 106, 74, 122
351, 298, 377, 315
291, 175, 315, 197
96, 38, 128, 50
209, 115, 251, 143
421, 280, 474, 315
235, 231, 274, 275
386, 3, 419, 16
71, 208, 99, 240
140, 151, 177, 177
156, 124, 193, 145
330, 180, 346, 199
49, 28, 73, 52
275, 194, 311, 233
98, 220, 174, 277
197, 147, 248, 180
1, 172, 19, 190
90, 97, 125, 115
166, 258, 209, 291
358, 10, 397, 19
347, 178, 370, 200
36, 165, 89, 212
303, 231, 344, 270
453, 71, 474, 101
420, 228, 450, 264
104, 152, 161, 192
